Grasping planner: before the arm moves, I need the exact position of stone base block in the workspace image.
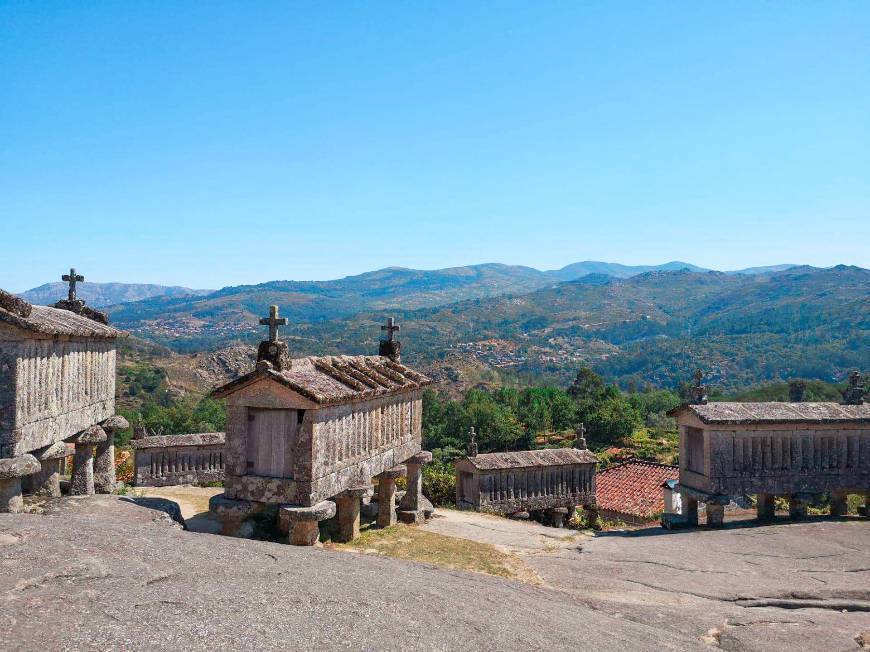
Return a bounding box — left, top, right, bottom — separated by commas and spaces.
397, 509, 426, 525
0, 454, 41, 513
756, 493, 776, 522
830, 491, 848, 518
0, 478, 24, 513
280, 501, 336, 546
209, 494, 255, 536
335, 492, 365, 543
706, 503, 725, 528
788, 493, 812, 520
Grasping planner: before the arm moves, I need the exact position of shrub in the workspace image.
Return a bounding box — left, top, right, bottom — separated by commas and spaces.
422, 463, 456, 507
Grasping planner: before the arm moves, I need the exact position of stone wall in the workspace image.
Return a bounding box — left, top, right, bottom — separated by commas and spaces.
680, 423, 870, 495
132, 433, 225, 487
0, 335, 116, 456
459, 463, 596, 515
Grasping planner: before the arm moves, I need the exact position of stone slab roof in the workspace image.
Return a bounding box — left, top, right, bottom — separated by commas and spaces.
669, 401, 870, 425
462, 447, 598, 471
211, 355, 431, 405
596, 460, 678, 520
0, 303, 123, 339
130, 432, 226, 449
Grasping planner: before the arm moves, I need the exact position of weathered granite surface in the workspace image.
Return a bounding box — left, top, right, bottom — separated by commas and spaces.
2, 498, 868, 650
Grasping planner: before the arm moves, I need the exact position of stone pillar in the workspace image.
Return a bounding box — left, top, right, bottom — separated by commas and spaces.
94, 415, 129, 494
788, 493, 810, 520
829, 491, 848, 517
93, 437, 115, 494
0, 455, 40, 513
375, 465, 406, 528
683, 495, 699, 527
706, 503, 725, 528
24, 442, 69, 497
335, 486, 372, 543
584, 505, 600, 530
756, 493, 776, 522
864, 494, 870, 518
280, 501, 336, 546
69, 426, 107, 497
548, 507, 569, 528
398, 451, 433, 524
209, 494, 255, 537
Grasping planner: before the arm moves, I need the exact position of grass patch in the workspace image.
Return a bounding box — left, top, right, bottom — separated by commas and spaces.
330, 525, 537, 582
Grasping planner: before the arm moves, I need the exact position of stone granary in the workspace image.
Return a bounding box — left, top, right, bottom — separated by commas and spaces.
209, 310, 433, 545
454, 425, 598, 527
668, 371, 869, 527
0, 272, 128, 512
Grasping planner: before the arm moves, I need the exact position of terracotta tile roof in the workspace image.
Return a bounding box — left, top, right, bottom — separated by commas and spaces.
463, 448, 598, 471
595, 460, 678, 520
212, 355, 431, 405
669, 401, 869, 424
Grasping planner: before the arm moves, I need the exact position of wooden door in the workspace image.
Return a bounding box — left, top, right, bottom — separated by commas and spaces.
247, 408, 297, 478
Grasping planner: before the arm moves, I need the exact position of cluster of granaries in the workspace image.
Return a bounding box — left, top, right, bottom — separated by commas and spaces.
1, 275, 868, 546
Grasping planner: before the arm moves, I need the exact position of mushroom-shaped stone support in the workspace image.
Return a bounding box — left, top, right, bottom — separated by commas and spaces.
22, 442, 70, 498
0, 454, 40, 513
398, 451, 433, 524
69, 425, 107, 496
375, 465, 406, 528
335, 485, 373, 543
279, 501, 337, 546
94, 415, 130, 494
209, 494, 255, 536
548, 507, 569, 528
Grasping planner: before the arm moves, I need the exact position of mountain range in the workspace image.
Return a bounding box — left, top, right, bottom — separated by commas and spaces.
17, 260, 865, 392
20, 260, 798, 313
20, 282, 212, 307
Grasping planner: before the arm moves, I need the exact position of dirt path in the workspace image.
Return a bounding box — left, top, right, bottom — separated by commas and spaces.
421, 507, 588, 556
133, 485, 224, 534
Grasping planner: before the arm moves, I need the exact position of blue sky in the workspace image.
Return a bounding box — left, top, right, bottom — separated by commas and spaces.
1, 2, 868, 292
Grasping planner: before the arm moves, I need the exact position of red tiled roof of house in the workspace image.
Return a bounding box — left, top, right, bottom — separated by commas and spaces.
595, 459, 678, 520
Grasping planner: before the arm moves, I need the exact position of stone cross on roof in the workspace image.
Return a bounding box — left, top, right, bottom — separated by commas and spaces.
842, 370, 865, 405
574, 422, 587, 449
62, 268, 84, 301
381, 317, 400, 342
467, 426, 478, 458
690, 369, 708, 405
259, 305, 287, 342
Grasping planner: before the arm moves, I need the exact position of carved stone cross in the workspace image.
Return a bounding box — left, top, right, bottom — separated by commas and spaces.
62, 268, 84, 301
691, 369, 708, 405
381, 317, 400, 342
467, 426, 478, 457
259, 305, 287, 342
574, 422, 587, 449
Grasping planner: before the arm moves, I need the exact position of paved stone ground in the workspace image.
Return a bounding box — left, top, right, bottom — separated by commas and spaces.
2, 497, 867, 650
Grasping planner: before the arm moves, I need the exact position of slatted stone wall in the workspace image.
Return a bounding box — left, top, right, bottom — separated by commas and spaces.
476, 464, 596, 513
3, 339, 116, 455
706, 426, 870, 495
132, 432, 226, 487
